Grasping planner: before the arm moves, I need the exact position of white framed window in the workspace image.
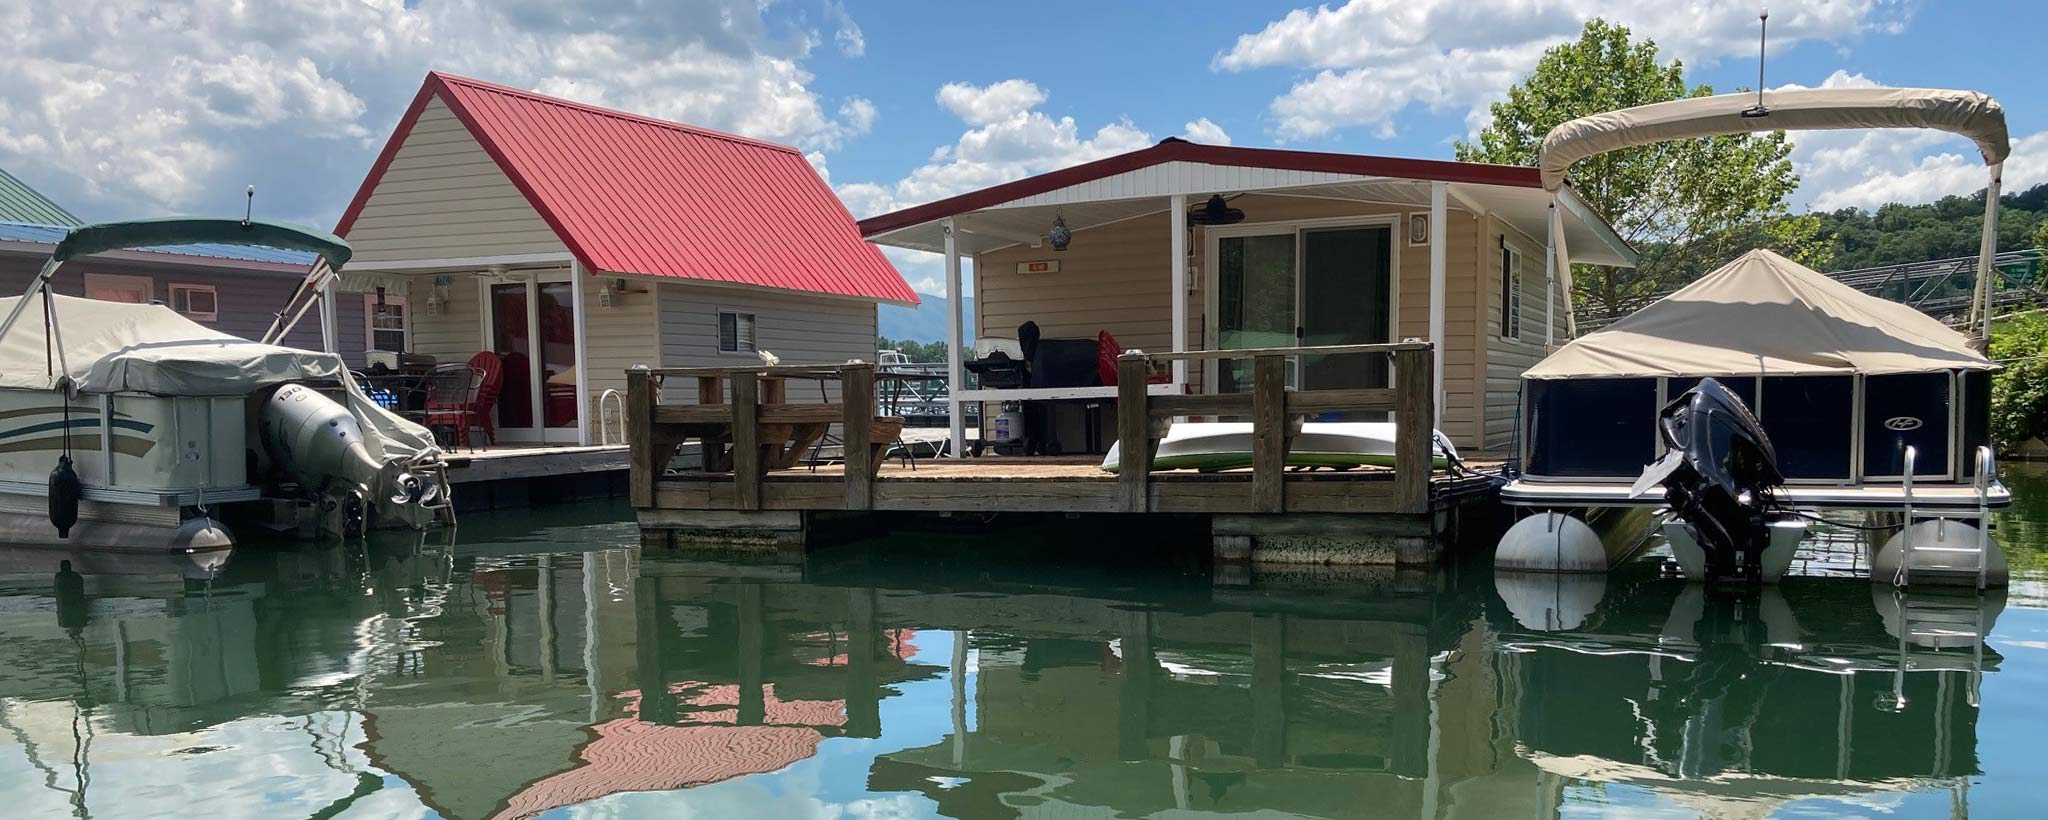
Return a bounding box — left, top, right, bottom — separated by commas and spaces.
718, 310, 756, 353
167, 283, 218, 321
364, 292, 409, 352
83, 273, 153, 304
1499, 240, 1523, 340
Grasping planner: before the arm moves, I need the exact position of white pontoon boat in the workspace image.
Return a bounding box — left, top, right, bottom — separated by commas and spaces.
0, 218, 452, 552
1495, 85, 2013, 586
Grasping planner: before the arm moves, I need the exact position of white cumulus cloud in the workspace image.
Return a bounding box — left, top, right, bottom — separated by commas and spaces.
1778, 70, 2039, 211
935, 79, 1051, 126
1218, 0, 1910, 141
0, 0, 877, 225
1182, 117, 1232, 145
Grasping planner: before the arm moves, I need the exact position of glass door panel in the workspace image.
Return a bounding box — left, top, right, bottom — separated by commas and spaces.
490, 283, 535, 430
1217, 233, 1297, 394
1300, 226, 1392, 394
537, 281, 579, 429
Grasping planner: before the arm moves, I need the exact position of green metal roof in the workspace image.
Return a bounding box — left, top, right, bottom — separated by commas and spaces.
0, 167, 81, 227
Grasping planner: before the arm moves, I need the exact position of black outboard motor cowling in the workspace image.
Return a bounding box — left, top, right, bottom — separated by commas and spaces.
1631, 378, 1784, 582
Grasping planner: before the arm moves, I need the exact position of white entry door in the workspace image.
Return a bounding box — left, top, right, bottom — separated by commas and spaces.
480, 271, 581, 444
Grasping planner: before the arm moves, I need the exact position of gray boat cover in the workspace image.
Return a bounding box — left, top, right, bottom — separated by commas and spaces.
1539, 88, 2009, 192
1524, 249, 1992, 379
0, 293, 343, 394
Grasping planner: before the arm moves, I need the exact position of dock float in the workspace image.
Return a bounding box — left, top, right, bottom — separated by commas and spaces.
628, 344, 1498, 565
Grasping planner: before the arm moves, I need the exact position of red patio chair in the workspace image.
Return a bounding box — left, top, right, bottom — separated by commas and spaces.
422, 364, 487, 451
468, 352, 505, 446
1096, 330, 1173, 386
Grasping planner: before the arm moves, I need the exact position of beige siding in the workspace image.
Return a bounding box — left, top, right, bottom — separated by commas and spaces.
342, 97, 568, 263
658, 283, 878, 403
1479, 214, 1568, 456
973, 193, 1492, 451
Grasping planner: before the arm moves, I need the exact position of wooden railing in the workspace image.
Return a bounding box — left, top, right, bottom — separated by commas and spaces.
1114, 342, 1435, 514
626, 342, 1436, 516
627, 363, 898, 512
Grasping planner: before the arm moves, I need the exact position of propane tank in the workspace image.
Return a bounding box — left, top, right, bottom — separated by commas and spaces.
48, 454, 81, 539
990, 403, 1024, 444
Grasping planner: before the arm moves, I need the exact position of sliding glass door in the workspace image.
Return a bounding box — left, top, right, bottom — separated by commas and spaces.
484, 273, 581, 443
1212, 222, 1395, 398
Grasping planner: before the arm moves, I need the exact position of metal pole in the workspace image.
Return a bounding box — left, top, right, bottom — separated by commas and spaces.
570, 259, 593, 446
1543, 199, 1557, 348
0, 258, 61, 348
942, 218, 966, 458
1169, 194, 1188, 388
1429, 182, 1448, 430
1971, 163, 2004, 346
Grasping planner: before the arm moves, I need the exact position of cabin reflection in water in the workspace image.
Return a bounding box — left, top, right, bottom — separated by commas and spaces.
0, 530, 2007, 819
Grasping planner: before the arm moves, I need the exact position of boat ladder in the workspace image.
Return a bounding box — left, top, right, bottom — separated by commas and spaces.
1894, 445, 1996, 589
597, 388, 627, 445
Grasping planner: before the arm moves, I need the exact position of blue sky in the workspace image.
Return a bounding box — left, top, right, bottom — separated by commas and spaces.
3, 1, 2041, 293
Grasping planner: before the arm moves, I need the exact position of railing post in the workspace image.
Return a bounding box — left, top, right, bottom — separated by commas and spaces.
627, 367, 657, 508
697, 374, 727, 471
1117, 353, 1152, 512
843, 363, 876, 510
1251, 354, 1287, 513
1392, 346, 1434, 514
732, 371, 761, 511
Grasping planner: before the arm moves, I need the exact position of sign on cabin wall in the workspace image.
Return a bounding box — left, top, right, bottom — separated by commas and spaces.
1016, 260, 1061, 275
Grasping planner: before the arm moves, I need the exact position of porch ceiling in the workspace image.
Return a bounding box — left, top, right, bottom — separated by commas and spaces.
868, 176, 1635, 268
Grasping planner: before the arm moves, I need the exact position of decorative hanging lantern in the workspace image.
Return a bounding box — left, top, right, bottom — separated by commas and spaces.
1048, 214, 1072, 251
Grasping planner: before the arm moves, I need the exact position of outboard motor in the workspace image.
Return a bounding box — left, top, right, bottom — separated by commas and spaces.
1630, 378, 1785, 582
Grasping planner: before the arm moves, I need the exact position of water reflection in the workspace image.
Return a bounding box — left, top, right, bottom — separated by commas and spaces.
0, 497, 2037, 818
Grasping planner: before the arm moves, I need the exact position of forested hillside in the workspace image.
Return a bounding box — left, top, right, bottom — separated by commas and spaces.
1807, 183, 2048, 272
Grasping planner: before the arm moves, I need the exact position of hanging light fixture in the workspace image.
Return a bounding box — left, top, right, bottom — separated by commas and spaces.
1048, 212, 1072, 251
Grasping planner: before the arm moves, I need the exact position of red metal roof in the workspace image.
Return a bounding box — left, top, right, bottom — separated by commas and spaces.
337, 72, 917, 305
857, 137, 1544, 238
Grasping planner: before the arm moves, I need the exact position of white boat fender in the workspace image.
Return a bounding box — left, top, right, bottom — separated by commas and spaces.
1495, 511, 1608, 573
48, 454, 80, 539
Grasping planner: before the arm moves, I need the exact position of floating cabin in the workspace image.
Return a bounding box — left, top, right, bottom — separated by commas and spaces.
632, 140, 1636, 565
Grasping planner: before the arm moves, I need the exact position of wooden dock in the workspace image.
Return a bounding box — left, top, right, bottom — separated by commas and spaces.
627, 343, 1498, 565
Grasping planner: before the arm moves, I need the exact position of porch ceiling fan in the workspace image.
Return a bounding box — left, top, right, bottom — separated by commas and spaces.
1188, 194, 1245, 226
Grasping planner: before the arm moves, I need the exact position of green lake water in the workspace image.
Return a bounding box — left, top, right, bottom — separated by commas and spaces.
5, 469, 2048, 819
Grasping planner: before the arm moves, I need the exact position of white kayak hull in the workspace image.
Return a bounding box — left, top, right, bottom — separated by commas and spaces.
1101, 422, 1455, 473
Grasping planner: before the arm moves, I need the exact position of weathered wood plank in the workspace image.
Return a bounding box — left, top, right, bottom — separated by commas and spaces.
1251, 354, 1287, 514
696, 375, 726, 471
1287, 388, 1397, 414
1391, 347, 1433, 514
842, 364, 876, 509
1116, 354, 1152, 512
731, 372, 761, 511
1148, 393, 1252, 418
627, 369, 658, 508
655, 403, 845, 425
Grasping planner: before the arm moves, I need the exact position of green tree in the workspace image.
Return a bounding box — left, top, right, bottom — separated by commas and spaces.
1990, 313, 2048, 452
1455, 19, 1805, 322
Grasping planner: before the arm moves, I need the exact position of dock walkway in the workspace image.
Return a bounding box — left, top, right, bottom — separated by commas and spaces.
628, 344, 1498, 565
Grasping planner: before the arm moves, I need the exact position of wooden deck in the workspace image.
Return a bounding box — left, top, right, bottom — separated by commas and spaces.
626, 344, 1500, 566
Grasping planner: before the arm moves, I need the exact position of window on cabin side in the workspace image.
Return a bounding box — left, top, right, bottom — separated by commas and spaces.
719, 311, 756, 353
169, 284, 219, 321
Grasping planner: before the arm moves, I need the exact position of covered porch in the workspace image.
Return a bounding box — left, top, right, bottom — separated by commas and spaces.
859, 139, 1633, 457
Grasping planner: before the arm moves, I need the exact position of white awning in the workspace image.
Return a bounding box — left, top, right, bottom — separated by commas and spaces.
1524, 249, 1991, 379
1539, 87, 2010, 192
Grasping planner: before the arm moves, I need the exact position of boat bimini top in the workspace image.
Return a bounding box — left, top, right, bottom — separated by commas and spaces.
0, 217, 356, 394
1533, 86, 2011, 343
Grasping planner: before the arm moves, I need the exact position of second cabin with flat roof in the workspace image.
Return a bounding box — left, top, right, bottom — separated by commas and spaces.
859, 138, 1635, 458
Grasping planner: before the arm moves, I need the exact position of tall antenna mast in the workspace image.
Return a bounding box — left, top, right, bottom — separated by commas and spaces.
1741, 6, 1771, 118
242, 185, 255, 227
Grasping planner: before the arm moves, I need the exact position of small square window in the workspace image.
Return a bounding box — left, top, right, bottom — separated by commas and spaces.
719, 311, 756, 353
169, 284, 218, 321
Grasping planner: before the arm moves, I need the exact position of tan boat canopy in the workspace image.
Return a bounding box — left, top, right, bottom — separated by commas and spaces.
0, 294, 344, 395
1524, 249, 1992, 379
1539, 87, 2010, 192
